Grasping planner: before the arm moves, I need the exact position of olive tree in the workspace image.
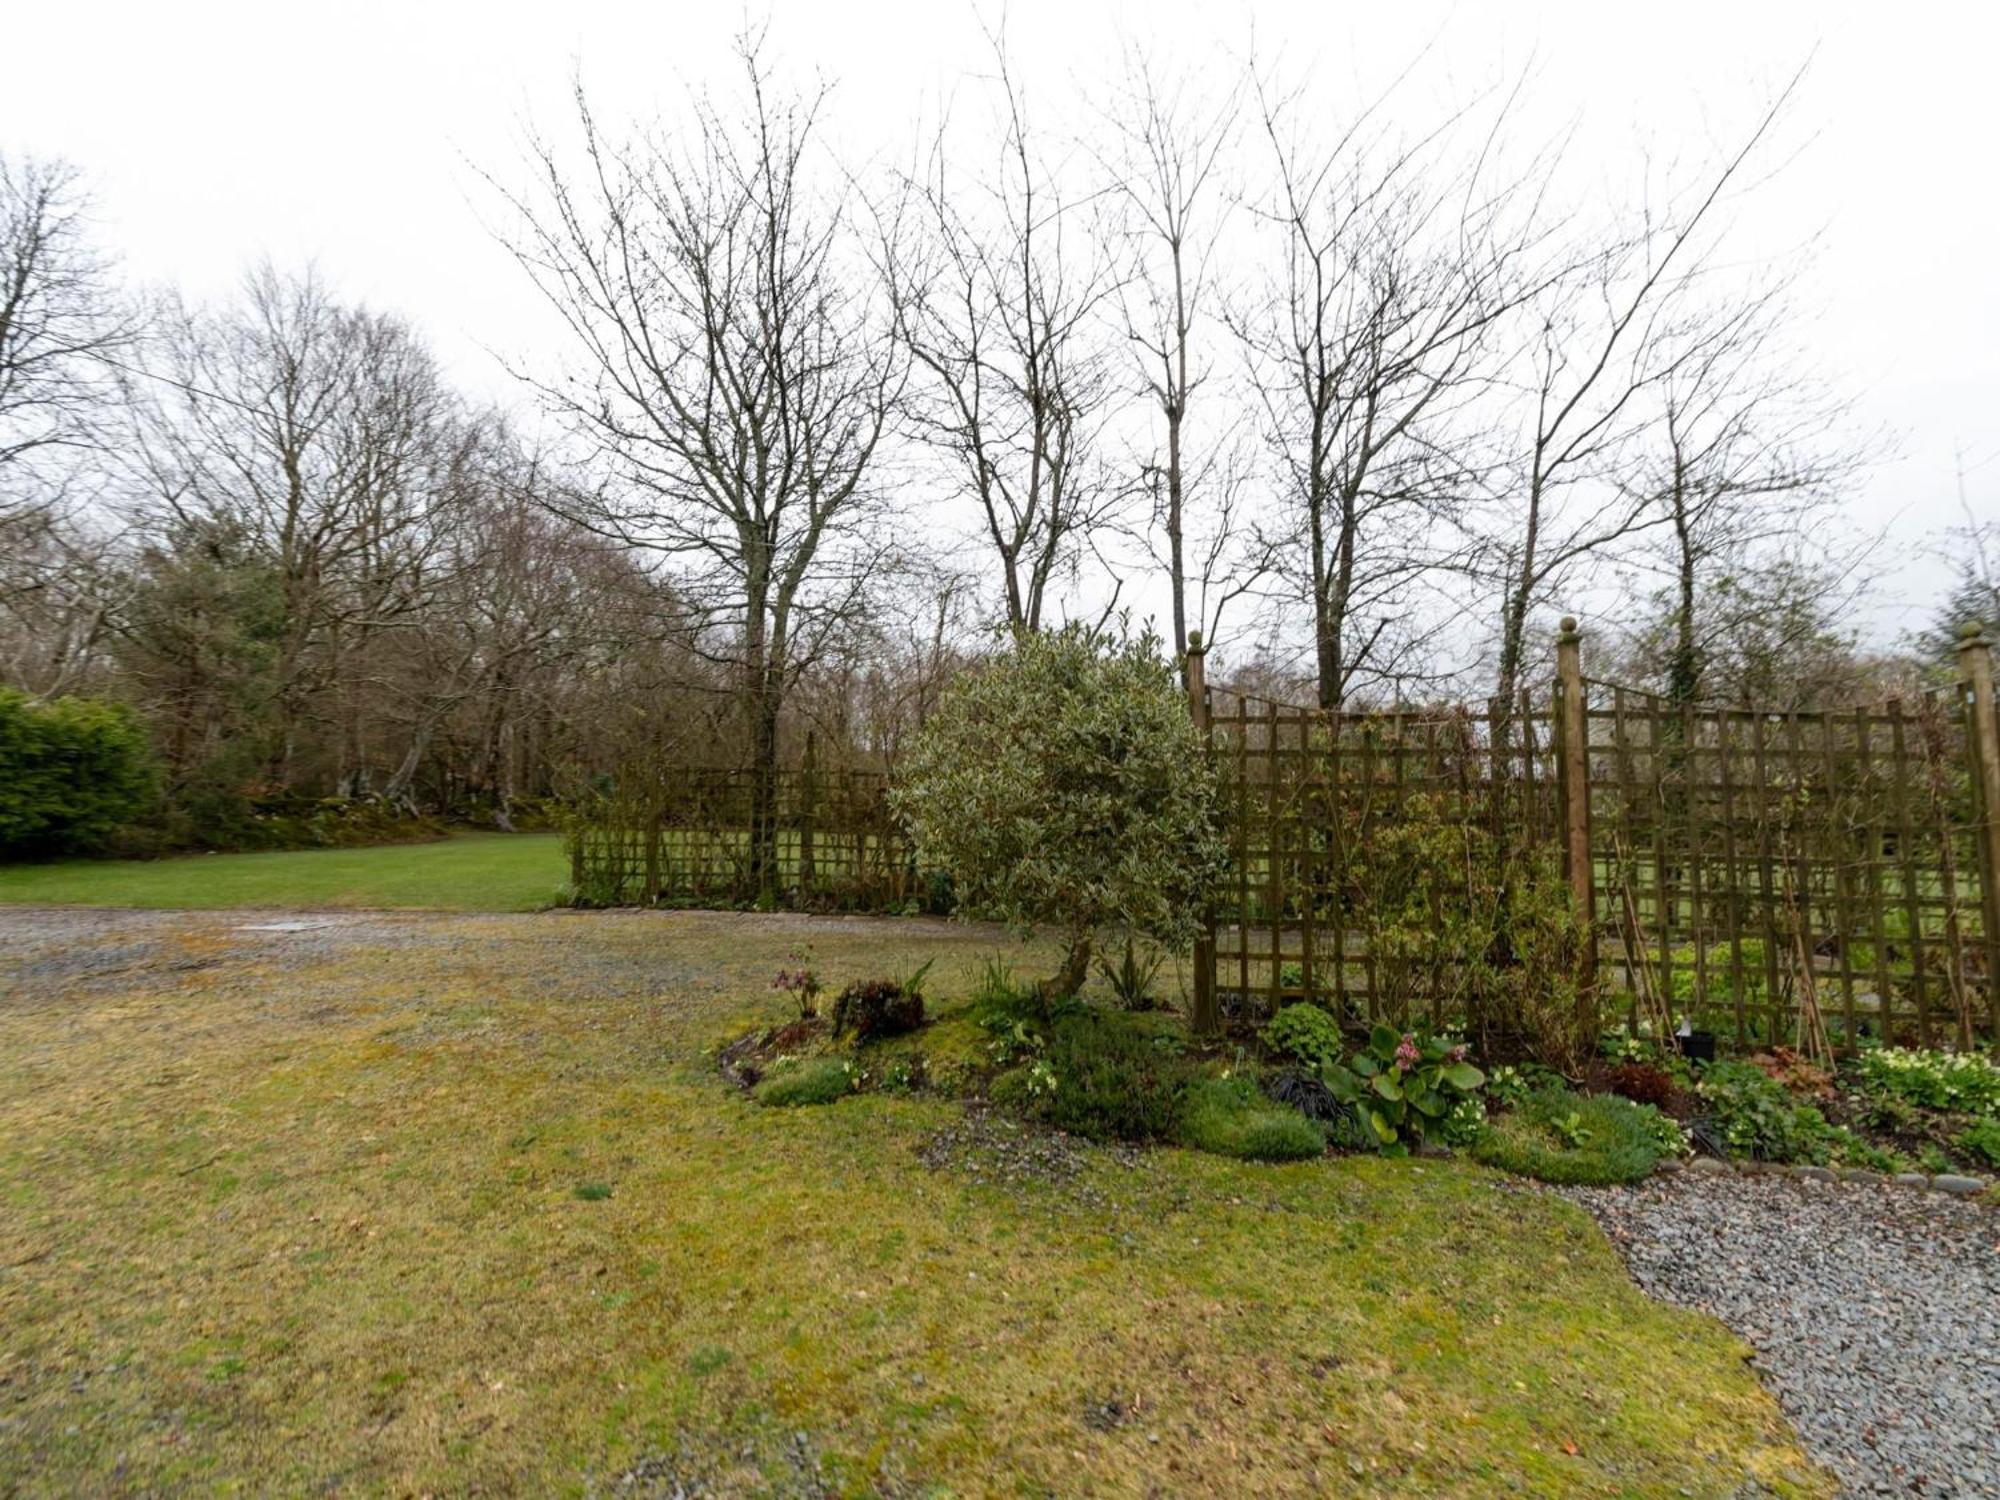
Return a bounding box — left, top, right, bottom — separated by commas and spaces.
894, 625, 1223, 1001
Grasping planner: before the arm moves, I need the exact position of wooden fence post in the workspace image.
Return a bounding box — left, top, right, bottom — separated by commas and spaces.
1555, 618, 1600, 1026
1186, 631, 1219, 1035
1957, 622, 2000, 1048
799, 730, 819, 897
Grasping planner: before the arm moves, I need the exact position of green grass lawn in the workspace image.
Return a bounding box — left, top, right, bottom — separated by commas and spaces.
0, 909, 1828, 1496
0, 832, 566, 911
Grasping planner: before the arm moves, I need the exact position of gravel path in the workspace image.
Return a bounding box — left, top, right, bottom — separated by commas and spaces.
1566, 1173, 2000, 1497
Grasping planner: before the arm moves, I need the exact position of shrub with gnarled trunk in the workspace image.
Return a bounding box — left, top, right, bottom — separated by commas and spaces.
893, 626, 1222, 1002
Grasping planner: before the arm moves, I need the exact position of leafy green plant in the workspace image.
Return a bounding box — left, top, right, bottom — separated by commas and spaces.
1956, 1117, 2000, 1170
1439, 1094, 1488, 1147
830, 978, 924, 1040
877, 1057, 923, 1094
1261, 1003, 1347, 1072
1471, 1088, 1671, 1185
1597, 1025, 1660, 1065
573, 1181, 613, 1201
1320, 1026, 1484, 1155
1824, 1127, 1901, 1174
1695, 1061, 1833, 1163
975, 1000, 1047, 1066
1550, 1109, 1592, 1148
893, 624, 1225, 1003
1860, 1089, 1922, 1135
1179, 1077, 1325, 1162
753, 1058, 854, 1107
1484, 1065, 1531, 1111
1856, 1047, 2000, 1118
1640, 1108, 1691, 1160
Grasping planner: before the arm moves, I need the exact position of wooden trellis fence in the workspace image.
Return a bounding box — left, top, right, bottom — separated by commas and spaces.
1191, 623, 2000, 1052
565, 754, 922, 911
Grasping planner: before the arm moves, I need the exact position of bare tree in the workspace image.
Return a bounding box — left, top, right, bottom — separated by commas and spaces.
0, 153, 138, 680
1098, 48, 1265, 667
490, 33, 901, 898
0, 154, 134, 520
891, 32, 1123, 635
0, 507, 129, 696
131, 264, 460, 787
1484, 72, 1806, 708
1232, 75, 1544, 708
1618, 272, 1871, 705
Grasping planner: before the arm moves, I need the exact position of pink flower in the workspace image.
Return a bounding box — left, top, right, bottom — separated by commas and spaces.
1394, 1034, 1421, 1070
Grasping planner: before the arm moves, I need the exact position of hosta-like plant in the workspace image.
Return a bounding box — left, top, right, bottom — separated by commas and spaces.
1322, 1025, 1485, 1155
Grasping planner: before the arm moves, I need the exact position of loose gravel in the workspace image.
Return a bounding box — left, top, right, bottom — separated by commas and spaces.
1565, 1173, 2000, 1498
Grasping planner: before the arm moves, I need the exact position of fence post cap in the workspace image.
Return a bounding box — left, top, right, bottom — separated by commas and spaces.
1957, 620, 1988, 648
1558, 616, 1580, 640
1186, 630, 1205, 653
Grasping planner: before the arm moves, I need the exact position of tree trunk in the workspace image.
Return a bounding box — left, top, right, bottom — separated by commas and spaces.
1667, 467, 1699, 707
1043, 931, 1093, 1007
747, 672, 782, 908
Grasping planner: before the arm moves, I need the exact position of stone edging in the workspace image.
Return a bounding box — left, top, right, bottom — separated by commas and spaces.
1657, 1156, 1992, 1196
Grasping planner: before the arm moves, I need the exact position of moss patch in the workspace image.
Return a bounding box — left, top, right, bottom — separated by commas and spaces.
0, 908, 1828, 1495
1473, 1088, 1668, 1185
1179, 1076, 1326, 1161
752, 1057, 854, 1107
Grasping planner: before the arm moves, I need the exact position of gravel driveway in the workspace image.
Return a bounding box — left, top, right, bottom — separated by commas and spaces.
1567, 1174, 2000, 1497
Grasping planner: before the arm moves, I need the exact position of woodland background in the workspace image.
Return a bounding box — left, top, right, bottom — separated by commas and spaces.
2, 32, 1994, 856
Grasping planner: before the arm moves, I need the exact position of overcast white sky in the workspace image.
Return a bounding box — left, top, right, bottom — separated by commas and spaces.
7, 0, 1994, 652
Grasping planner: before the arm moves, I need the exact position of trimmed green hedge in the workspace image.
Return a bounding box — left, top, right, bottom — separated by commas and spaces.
0, 691, 155, 858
